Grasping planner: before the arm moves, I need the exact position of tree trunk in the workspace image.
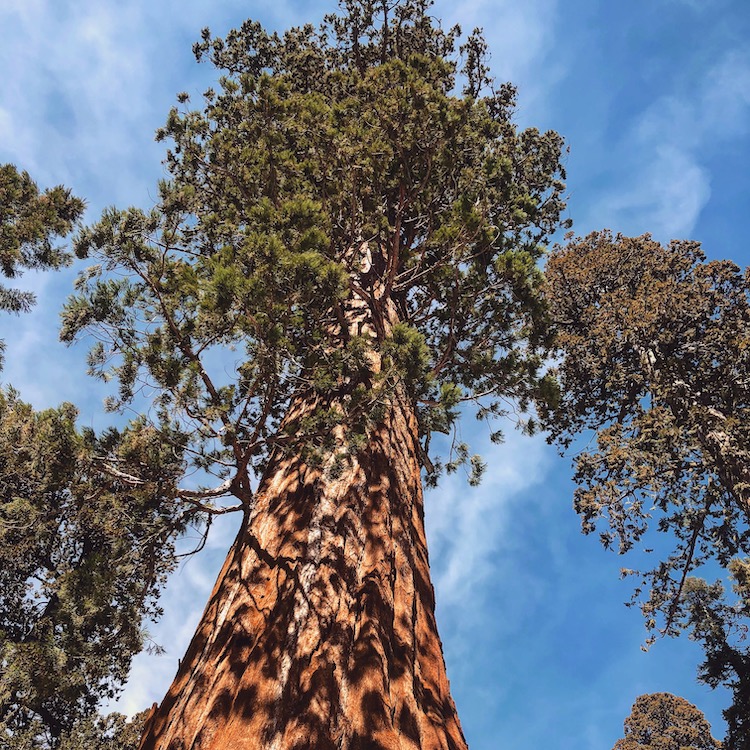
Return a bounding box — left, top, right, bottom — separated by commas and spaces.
138, 386, 468, 750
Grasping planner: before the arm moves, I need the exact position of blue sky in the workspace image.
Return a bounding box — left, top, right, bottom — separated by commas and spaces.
1, 0, 749, 747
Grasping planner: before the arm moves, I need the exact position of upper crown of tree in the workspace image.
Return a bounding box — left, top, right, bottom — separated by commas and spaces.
62, 0, 567, 492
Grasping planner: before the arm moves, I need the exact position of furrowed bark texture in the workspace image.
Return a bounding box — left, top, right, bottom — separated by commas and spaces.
138, 389, 468, 750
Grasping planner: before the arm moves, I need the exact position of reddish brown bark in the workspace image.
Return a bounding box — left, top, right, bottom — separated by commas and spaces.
138, 387, 468, 750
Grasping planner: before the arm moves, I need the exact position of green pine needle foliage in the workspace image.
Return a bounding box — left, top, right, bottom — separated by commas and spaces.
0, 164, 84, 369
0, 389, 191, 744
62, 0, 568, 486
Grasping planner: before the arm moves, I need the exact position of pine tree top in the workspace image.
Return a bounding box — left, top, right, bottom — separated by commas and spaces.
62, 0, 567, 495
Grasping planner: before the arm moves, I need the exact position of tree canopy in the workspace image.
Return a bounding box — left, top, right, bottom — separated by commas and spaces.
613, 692, 721, 750
546, 231, 750, 746
0, 388, 189, 745
61, 0, 567, 503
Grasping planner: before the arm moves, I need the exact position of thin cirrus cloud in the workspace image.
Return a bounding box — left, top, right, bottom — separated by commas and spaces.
436, 0, 564, 121
585, 46, 750, 241
594, 145, 711, 242
437, 0, 559, 76
425, 427, 551, 612
0, 3, 155, 189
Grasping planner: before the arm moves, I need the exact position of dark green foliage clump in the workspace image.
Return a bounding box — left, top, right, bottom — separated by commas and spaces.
0, 389, 189, 746
2, 710, 149, 750
0, 164, 84, 370
0, 164, 84, 315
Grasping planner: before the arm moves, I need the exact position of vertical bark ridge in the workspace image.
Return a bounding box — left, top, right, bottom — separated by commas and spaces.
139, 388, 467, 750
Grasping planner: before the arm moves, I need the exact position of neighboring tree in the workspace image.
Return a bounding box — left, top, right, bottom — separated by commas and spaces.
0, 388, 190, 746
56, 710, 151, 750
613, 692, 721, 750
0, 164, 84, 361
681, 579, 750, 750
1, 710, 151, 750
60, 1, 567, 747
0, 167, 158, 746
545, 231, 750, 747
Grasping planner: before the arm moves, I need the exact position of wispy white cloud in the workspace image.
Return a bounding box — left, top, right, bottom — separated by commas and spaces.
594, 144, 711, 241
0, 3, 164, 406
584, 46, 750, 240
437, 0, 557, 77
426, 428, 552, 613
699, 49, 750, 138
0, 3, 154, 193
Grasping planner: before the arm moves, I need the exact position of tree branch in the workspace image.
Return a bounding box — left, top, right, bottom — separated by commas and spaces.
95, 460, 246, 513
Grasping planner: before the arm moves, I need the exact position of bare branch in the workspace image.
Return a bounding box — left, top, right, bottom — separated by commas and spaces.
95, 460, 245, 513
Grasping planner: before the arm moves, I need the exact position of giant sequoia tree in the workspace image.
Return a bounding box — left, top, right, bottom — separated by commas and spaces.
546, 231, 750, 748
60, 1, 566, 748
